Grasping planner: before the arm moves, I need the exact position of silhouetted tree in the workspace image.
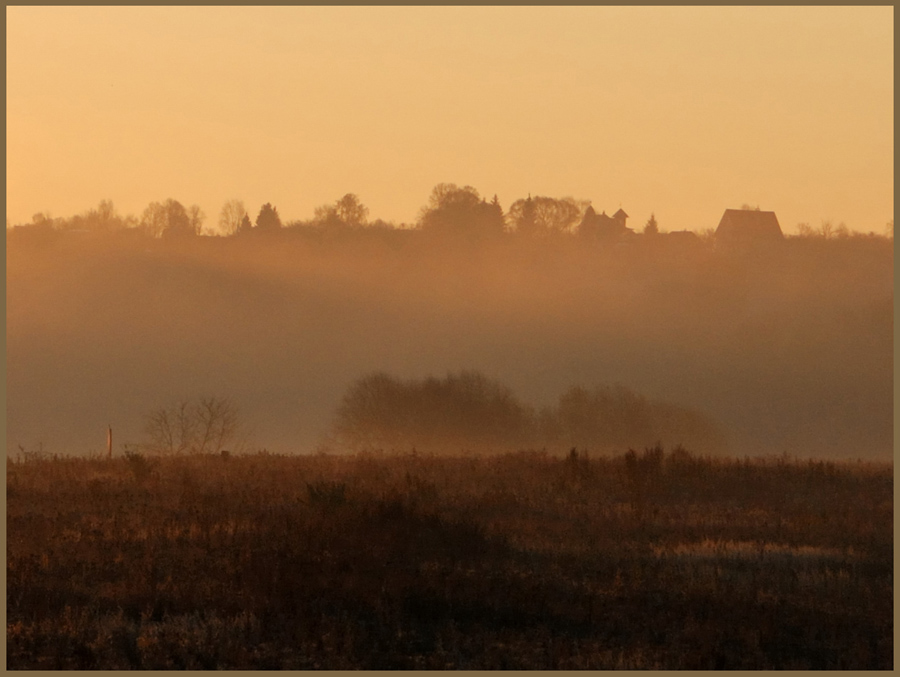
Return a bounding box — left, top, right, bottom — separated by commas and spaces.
144, 397, 240, 455
255, 203, 282, 231
312, 204, 343, 229
575, 205, 596, 234
333, 371, 533, 452
508, 195, 582, 236
797, 222, 815, 238
335, 193, 369, 227
484, 197, 505, 234
312, 193, 370, 230
90, 200, 126, 231
332, 372, 408, 450
333, 373, 724, 455
188, 205, 205, 235
141, 201, 171, 238
141, 199, 201, 238
57, 200, 133, 232
644, 213, 659, 235
30, 212, 56, 229
218, 199, 248, 236
555, 384, 724, 453
418, 183, 505, 239
795, 220, 851, 240
144, 400, 195, 455
508, 195, 535, 234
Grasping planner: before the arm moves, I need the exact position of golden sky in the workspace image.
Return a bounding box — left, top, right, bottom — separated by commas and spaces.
6, 6, 893, 234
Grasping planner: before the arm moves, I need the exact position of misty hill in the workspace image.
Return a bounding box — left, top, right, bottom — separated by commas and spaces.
6, 226, 893, 459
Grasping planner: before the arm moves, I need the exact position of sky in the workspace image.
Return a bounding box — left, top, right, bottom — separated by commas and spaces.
6, 6, 894, 234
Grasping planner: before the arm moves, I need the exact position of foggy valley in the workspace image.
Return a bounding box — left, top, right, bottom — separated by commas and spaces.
6, 194, 893, 460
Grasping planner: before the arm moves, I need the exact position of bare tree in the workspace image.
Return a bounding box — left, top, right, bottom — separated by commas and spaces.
144, 400, 196, 455
141, 199, 202, 238
188, 204, 206, 235
144, 397, 239, 455
797, 222, 815, 238
144, 407, 175, 453
218, 199, 248, 236
194, 397, 240, 454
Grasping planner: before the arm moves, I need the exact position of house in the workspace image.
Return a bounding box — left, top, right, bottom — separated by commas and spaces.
715, 209, 784, 247
578, 206, 634, 242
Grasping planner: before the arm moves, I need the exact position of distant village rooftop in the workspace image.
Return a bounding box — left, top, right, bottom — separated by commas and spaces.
715, 208, 784, 244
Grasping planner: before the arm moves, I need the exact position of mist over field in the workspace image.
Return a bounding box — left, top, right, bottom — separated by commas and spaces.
6, 215, 892, 460
7, 7, 893, 463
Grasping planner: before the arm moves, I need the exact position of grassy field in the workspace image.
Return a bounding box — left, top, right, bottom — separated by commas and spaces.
7, 447, 893, 669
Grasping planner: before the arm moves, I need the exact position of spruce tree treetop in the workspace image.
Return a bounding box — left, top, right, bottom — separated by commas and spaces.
255, 203, 282, 231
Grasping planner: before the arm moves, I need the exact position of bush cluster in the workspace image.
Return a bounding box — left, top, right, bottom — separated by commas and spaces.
333, 372, 725, 455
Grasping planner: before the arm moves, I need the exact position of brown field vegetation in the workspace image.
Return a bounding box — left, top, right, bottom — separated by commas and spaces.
7, 447, 892, 669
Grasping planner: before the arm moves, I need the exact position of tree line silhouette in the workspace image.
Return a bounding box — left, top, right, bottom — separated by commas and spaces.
13, 183, 892, 243
332, 371, 726, 455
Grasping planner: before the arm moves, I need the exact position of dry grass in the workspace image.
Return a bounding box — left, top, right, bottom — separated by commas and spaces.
7, 448, 892, 669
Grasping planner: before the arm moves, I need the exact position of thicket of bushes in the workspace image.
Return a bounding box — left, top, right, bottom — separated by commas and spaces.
332, 371, 725, 455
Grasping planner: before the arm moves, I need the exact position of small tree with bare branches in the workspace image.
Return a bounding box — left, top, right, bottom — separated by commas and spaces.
144, 397, 240, 455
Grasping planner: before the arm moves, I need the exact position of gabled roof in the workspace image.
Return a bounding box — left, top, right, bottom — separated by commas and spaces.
715, 209, 783, 241
613, 208, 628, 219
578, 207, 632, 240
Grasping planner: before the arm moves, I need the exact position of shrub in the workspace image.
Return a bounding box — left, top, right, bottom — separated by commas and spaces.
333, 371, 533, 453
